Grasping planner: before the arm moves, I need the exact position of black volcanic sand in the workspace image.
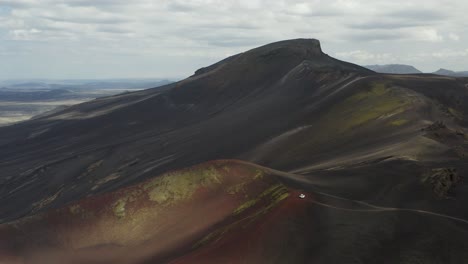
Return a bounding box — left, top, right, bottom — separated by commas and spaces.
1, 39, 468, 263
1, 160, 468, 263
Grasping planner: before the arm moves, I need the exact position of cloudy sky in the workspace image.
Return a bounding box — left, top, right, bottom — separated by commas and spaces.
0, 0, 467, 80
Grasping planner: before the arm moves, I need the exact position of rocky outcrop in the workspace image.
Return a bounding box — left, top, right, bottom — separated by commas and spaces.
423, 168, 462, 198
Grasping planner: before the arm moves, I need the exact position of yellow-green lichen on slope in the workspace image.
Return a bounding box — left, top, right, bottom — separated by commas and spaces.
68, 204, 94, 219
32, 189, 63, 211
277, 82, 412, 162
328, 82, 411, 133
69, 204, 82, 215
449, 107, 463, 120
253, 169, 264, 180
195, 183, 290, 248
233, 199, 258, 215
109, 166, 223, 218
144, 166, 223, 206
111, 188, 144, 218
282, 82, 412, 159
232, 183, 288, 216
389, 119, 409, 126
113, 200, 127, 218
109, 164, 262, 219
226, 169, 265, 195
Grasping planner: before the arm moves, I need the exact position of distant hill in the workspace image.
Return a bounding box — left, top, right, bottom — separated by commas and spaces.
0, 88, 75, 102
365, 64, 422, 74
0, 79, 175, 90
433, 68, 468, 77
0, 79, 176, 126
364, 65, 468, 77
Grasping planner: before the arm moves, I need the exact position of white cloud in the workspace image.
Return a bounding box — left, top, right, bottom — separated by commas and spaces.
449, 33, 460, 41
430, 49, 468, 58
335, 50, 394, 64
9, 28, 41, 40
0, 0, 467, 78
414, 28, 444, 42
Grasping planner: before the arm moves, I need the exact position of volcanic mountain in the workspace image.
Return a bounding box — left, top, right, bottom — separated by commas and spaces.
365, 64, 423, 74
1, 39, 468, 263
433, 68, 468, 77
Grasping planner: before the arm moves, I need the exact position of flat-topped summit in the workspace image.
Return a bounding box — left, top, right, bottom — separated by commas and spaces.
194, 38, 370, 77
248, 38, 323, 57
194, 39, 324, 76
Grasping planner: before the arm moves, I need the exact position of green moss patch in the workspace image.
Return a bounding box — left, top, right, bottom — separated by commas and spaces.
226, 169, 265, 195
389, 119, 409, 126
113, 200, 127, 218
144, 166, 223, 206
68, 204, 94, 219
195, 183, 290, 248
111, 189, 144, 218
449, 108, 463, 120
281, 82, 411, 160
331, 83, 410, 132
233, 199, 258, 215
253, 169, 264, 180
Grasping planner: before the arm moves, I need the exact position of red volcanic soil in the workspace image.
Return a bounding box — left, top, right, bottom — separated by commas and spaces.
170, 190, 313, 264
0, 160, 305, 264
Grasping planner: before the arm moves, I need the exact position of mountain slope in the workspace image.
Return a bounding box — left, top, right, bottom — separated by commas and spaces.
0, 161, 293, 263
2, 159, 468, 263
0, 39, 375, 221
1, 39, 468, 222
